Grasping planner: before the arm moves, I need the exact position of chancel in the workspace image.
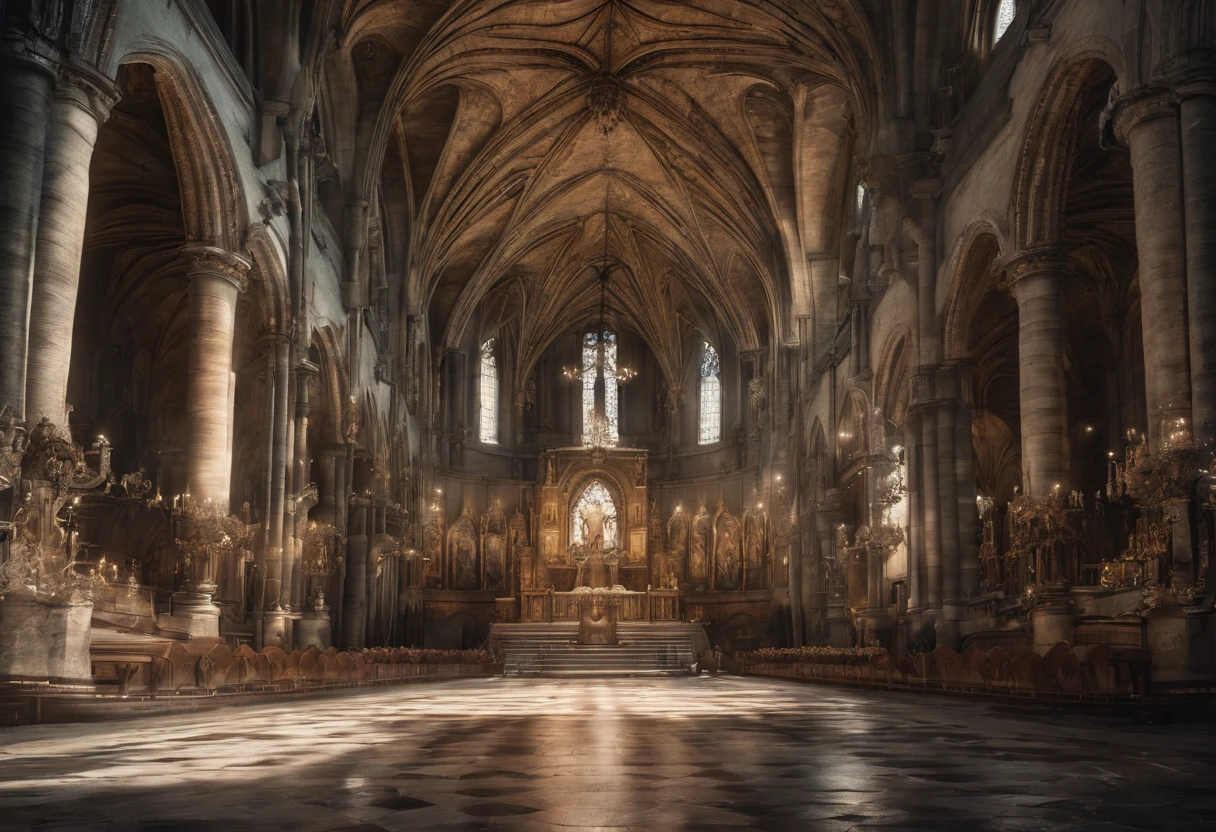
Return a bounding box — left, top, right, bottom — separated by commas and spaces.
1, 0, 1216, 828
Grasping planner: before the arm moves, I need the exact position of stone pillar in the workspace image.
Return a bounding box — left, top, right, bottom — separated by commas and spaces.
342, 499, 370, 650
279, 366, 298, 611
263, 335, 291, 610
913, 370, 942, 612
288, 370, 312, 609
1113, 89, 1192, 452
952, 361, 981, 599
936, 390, 960, 648
1168, 57, 1216, 448
182, 246, 250, 504
0, 43, 56, 414
905, 409, 924, 613
25, 68, 116, 423
1008, 250, 1070, 498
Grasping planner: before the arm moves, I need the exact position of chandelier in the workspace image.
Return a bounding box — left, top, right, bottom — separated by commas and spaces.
561, 169, 637, 385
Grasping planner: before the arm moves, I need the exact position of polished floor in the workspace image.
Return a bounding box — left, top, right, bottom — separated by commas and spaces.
0, 677, 1213, 831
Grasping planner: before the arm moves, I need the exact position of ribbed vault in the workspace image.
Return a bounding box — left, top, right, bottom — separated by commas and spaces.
333, 0, 879, 380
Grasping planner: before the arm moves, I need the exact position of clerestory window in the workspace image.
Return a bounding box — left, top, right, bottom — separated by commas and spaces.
478, 338, 498, 444
993, 0, 1016, 44
699, 341, 721, 444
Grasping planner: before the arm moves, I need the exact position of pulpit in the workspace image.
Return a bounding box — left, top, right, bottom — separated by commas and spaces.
577, 593, 619, 645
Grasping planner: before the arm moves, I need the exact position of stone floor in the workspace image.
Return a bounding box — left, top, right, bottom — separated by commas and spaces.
0, 677, 1214, 831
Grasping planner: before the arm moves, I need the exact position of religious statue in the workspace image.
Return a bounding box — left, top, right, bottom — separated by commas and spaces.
713, 501, 743, 590
743, 506, 766, 589
480, 499, 507, 591
634, 454, 646, 486
690, 505, 710, 583
447, 501, 478, 590
667, 506, 689, 583
422, 502, 444, 588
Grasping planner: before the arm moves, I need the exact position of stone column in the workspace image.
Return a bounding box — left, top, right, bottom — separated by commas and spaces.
913, 370, 941, 612
936, 390, 960, 648
1008, 250, 1070, 498
286, 369, 311, 610
168, 246, 249, 639
263, 335, 290, 610
1166, 56, 1216, 448
904, 409, 923, 613
182, 246, 250, 504
25, 68, 117, 423
1112, 89, 1192, 452
952, 361, 981, 599
0, 42, 56, 414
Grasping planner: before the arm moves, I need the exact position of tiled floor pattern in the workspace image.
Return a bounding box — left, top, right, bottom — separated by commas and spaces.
0, 676, 1213, 831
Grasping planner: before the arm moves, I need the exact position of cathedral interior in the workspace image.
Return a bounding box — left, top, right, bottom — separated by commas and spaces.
2, 0, 1216, 829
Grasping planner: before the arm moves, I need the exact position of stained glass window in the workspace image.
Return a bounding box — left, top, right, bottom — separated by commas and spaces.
581, 330, 619, 447
478, 338, 497, 444
571, 480, 618, 548
994, 0, 1016, 43
699, 341, 721, 444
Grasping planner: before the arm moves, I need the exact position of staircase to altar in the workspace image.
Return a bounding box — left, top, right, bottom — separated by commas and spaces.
492, 621, 706, 676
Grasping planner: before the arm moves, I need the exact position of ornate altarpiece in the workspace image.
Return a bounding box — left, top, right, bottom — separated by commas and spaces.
530, 447, 651, 592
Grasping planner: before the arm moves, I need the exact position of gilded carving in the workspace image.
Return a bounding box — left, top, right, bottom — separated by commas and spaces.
743, 507, 766, 590
690, 505, 710, 582
422, 501, 445, 589
447, 501, 479, 590
712, 501, 743, 590
481, 500, 507, 592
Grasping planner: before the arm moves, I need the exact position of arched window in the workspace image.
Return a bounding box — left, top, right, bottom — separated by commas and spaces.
993, 0, 1016, 44
699, 341, 721, 444
581, 330, 619, 446
478, 338, 498, 443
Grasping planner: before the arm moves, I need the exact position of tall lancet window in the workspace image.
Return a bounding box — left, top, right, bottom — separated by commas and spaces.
478, 338, 498, 444
993, 0, 1016, 43
699, 341, 721, 444
582, 330, 619, 447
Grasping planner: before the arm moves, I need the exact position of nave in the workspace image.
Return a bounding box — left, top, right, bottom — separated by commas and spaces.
0, 678, 1212, 831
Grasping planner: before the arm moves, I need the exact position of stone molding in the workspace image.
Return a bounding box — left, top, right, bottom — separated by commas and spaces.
1111, 86, 1178, 146
999, 246, 1069, 286
1159, 49, 1216, 98
54, 61, 119, 123
181, 245, 252, 293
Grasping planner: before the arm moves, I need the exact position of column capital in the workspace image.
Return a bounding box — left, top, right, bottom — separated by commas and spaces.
999, 245, 1069, 283
182, 245, 252, 292
54, 61, 119, 123
1110, 86, 1177, 145
1159, 49, 1216, 98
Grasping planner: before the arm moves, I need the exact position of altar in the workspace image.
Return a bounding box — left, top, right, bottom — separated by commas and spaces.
515, 446, 681, 622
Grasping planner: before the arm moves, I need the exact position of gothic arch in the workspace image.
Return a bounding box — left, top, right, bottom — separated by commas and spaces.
116, 45, 249, 251
1011, 44, 1123, 250
943, 221, 1006, 360
243, 223, 291, 335
874, 325, 913, 427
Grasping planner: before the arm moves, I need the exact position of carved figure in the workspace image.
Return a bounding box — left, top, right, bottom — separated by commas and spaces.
667, 506, 689, 582
447, 502, 479, 590
713, 501, 743, 590
690, 505, 710, 580
480, 500, 507, 591
743, 508, 766, 589
422, 502, 445, 588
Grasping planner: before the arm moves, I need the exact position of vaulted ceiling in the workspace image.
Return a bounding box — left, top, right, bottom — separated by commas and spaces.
325, 0, 880, 386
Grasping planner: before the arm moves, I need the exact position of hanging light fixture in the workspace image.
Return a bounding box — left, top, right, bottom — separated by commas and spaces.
562, 1, 635, 387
